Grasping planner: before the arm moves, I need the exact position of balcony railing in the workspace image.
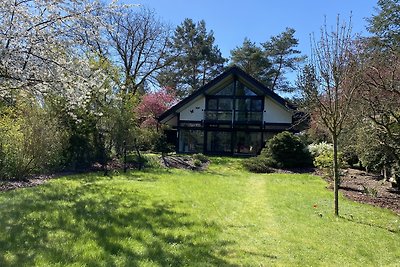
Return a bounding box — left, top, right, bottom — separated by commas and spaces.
205, 110, 232, 121
204, 110, 263, 123
234, 111, 263, 122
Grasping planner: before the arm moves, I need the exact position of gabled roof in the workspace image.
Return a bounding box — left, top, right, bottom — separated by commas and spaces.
158, 65, 295, 122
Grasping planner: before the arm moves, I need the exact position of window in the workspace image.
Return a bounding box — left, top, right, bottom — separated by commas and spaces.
207, 99, 218, 110
251, 99, 263, 111
215, 82, 234, 95
179, 130, 203, 153
218, 98, 232, 110
234, 131, 262, 155
206, 98, 233, 111
236, 81, 257, 96
235, 98, 263, 111
206, 131, 231, 153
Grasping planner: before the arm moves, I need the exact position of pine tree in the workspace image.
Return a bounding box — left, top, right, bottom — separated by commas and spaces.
158, 19, 226, 97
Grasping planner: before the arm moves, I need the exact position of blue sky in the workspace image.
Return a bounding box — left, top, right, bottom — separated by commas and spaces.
132, 0, 378, 60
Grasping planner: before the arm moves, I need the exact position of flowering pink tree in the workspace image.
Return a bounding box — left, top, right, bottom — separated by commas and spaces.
135, 87, 177, 128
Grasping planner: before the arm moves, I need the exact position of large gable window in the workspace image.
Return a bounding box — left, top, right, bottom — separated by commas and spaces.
215, 83, 234, 96
205, 79, 264, 123
235, 81, 257, 96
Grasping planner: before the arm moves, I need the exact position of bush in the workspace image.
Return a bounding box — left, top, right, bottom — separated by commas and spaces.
126, 153, 161, 169
153, 133, 175, 155
309, 142, 345, 170
263, 131, 313, 168
0, 106, 66, 180
313, 151, 335, 169
193, 153, 209, 163
341, 147, 359, 167
308, 142, 333, 158
242, 156, 275, 173
193, 159, 202, 167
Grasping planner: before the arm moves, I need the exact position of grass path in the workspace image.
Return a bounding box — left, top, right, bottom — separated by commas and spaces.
0, 157, 399, 266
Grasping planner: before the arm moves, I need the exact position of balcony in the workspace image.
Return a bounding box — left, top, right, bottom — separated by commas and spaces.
204, 110, 263, 124
234, 111, 263, 123
205, 110, 232, 122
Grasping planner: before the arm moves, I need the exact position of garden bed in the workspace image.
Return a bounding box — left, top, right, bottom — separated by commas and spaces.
326, 168, 400, 215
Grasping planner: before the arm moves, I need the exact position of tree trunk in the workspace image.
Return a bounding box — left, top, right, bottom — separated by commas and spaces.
123, 140, 127, 173
332, 134, 340, 216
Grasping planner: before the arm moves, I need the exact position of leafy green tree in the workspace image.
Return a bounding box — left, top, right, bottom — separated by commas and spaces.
159, 18, 226, 97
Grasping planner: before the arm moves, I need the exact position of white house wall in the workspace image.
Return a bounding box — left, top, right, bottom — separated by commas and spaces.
263, 97, 292, 123
179, 96, 206, 121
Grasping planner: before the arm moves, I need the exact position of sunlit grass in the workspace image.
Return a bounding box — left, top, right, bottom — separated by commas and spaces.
0, 157, 399, 266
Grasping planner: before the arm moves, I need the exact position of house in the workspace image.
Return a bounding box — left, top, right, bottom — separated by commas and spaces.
158, 66, 297, 156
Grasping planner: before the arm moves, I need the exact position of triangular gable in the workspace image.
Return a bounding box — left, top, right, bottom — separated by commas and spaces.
158, 65, 295, 123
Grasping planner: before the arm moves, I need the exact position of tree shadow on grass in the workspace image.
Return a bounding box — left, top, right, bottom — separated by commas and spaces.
339, 215, 399, 234
0, 181, 235, 266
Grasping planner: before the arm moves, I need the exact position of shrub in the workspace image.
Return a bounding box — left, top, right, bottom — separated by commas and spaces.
0, 107, 65, 180
242, 156, 275, 173
341, 147, 359, 167
153, 133, 175, 155
313, 151, 335, 169
263, 131, 313, 168
193, 159, 202, 167
193, 153, 209, 163
309, 142, 345, 170
127, 153, 161, 169
308, 142, 333, 158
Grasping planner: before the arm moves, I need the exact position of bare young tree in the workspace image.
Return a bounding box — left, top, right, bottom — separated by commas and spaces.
106, 7, 171, 95
298, 17, 362, 216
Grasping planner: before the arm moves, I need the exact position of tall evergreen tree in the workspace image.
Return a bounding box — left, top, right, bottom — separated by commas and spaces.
230, 28, 304, 91
262, 28, 305, 92
367, 0, 400, 49
230, 38, 272, 85
158, 18, 226, 97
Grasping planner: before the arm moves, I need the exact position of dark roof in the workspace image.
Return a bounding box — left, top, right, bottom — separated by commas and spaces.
158, 65, 295, 122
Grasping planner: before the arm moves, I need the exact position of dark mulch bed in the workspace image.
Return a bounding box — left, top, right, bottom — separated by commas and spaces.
324, 168, 400, 215
0, 173, 69, 192
0, 159, 141, 193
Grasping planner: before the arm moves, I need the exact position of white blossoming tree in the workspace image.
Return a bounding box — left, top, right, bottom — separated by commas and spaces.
0, 0, 117, 109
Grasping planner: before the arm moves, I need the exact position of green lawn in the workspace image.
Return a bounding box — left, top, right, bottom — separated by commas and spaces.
0, 157, 399, 266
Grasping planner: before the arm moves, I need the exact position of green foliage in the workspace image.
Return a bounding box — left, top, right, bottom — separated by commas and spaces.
262, 27, 305, 92
367, 0, 400, 48
309, 142, 345, 170
153, 132, 175, 155
242, 156, 275, 173
263, 131, 313, 168
127, 153, 161, 169
308, 142, 333, 158
230, 38, 272, 85
0, 111, 25, 179
313, 152, 335, 169
0, 105, 65, 180
193, 159, 202, 167
230, 28, 304, 91
243, 132, 312, 173
192, 153, 209, 163
341, 146, 359, 167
